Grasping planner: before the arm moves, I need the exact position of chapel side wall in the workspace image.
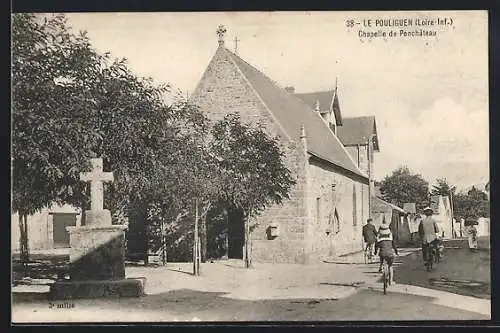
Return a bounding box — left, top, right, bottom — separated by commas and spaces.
361, 179, 370, 224
189, 47, 309, 263
249, 142, 309, 264
344, 146, 369, 225
306, 159, 367, 259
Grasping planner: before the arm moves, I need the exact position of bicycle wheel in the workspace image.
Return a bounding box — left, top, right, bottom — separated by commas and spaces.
382, 265, 388, 294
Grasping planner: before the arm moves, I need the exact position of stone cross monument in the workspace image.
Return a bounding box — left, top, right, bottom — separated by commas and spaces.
79, 158, 114, 226
80, 158, 114, 212
50, 157, 145, 300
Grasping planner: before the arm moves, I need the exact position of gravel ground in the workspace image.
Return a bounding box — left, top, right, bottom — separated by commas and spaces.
12, 253, 490, 322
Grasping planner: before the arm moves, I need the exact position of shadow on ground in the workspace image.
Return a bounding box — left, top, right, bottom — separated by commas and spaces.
393, 245, 490, 299
12, 287, 488, 321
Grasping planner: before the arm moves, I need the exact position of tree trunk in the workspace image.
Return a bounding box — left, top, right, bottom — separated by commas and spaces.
80, 202, 86, 226
193, 199, 200, 276
243, 212, 252, 269
161, 219, 167, 266
224, 208, 229, 259
201, 213, 207, 263
19, 213, 30, 275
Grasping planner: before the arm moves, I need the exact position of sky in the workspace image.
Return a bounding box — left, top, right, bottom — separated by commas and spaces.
63, 11, 489, 191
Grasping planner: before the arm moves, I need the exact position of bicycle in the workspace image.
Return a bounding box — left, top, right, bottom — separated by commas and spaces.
381, 257, 390, 295
425, 243, 434, 271
364, 243, 375, 264
433, 241, 442, 264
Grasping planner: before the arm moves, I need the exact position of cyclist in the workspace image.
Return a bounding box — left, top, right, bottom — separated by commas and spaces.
374, 222, 399, 285
362, 218, 377, 259
418, 206, 440, 270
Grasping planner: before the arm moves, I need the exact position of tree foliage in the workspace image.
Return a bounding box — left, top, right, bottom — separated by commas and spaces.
453, 186, 490, 223
430, 178, 457, 197
211, 114, 295, 218
12, 13, 296, 267
12, 13, 206, 261
12, 13, 96, 215
143, 113, 296, 265
379, 166, 429, 211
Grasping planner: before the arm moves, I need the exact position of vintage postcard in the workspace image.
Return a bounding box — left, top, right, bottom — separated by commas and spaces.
11, 10, 490, 323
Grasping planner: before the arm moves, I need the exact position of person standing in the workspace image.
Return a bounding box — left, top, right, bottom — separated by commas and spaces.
409, 213, 421, 244
452, 217, 461, 238
362, 218, 378, 258
460, 218, 465, 238
466, 218, 479, 251
418, 207, 440, 269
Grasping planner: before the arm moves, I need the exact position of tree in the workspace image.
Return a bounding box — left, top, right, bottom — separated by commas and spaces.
453, 186, 490, 224
143, 113, 296, 269
12, 13, 205, 263
12, 13, 101, 263
211, 114, 295, 268
379, 166, 429, 211
12, 14, 296, 273
431, 178, 457, 196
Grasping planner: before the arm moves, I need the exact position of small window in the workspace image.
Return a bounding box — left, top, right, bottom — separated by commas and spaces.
316, 198, 321, 225
353, 184, 357, 226
333, 208, 341, 234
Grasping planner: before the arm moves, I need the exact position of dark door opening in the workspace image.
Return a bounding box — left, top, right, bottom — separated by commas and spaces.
52, 213, 77, 248
227, 208, 244, 259
126, 207, 149, 262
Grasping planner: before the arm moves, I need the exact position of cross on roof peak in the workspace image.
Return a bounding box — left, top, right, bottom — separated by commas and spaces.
234, 35, 240, 54
216, 25, 227, 46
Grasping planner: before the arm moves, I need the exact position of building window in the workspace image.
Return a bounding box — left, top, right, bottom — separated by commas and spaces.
316, 197, 321, 225
333, 208, 340, 234
353, 184, 357, 226
360, 184, 364, 224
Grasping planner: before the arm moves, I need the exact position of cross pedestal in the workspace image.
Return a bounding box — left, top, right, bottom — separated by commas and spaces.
49, 158, 145, 300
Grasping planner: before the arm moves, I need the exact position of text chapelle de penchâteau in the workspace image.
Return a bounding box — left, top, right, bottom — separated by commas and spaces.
358, 18, 448, 38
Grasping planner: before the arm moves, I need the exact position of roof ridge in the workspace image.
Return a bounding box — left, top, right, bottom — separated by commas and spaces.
343, 115, 375, 120
222, 47, 368, 180
294, 90, 335, 95
223, 47, 292, 141
225, 47, 283, 88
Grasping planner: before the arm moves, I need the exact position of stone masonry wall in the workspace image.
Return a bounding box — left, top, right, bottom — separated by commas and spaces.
190, 47, 289, 140
190, 47, 309, 263
306, 159, 368, 259
12, 210, 51, 251
11, 204, 81, 252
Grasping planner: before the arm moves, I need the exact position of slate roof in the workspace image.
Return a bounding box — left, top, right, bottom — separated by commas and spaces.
224, 48, 368, 181
431, 195, 451, 215
336, 116, 380, 151
403, 203, 416, 214
372, 196, 406, 214
293, 90, 342, 126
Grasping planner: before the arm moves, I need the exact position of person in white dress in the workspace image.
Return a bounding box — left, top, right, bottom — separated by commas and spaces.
466, 220, 478, 251
408, 214, 421, 244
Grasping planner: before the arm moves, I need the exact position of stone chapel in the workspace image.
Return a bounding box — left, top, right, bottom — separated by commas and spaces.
189, 28, 370, 263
